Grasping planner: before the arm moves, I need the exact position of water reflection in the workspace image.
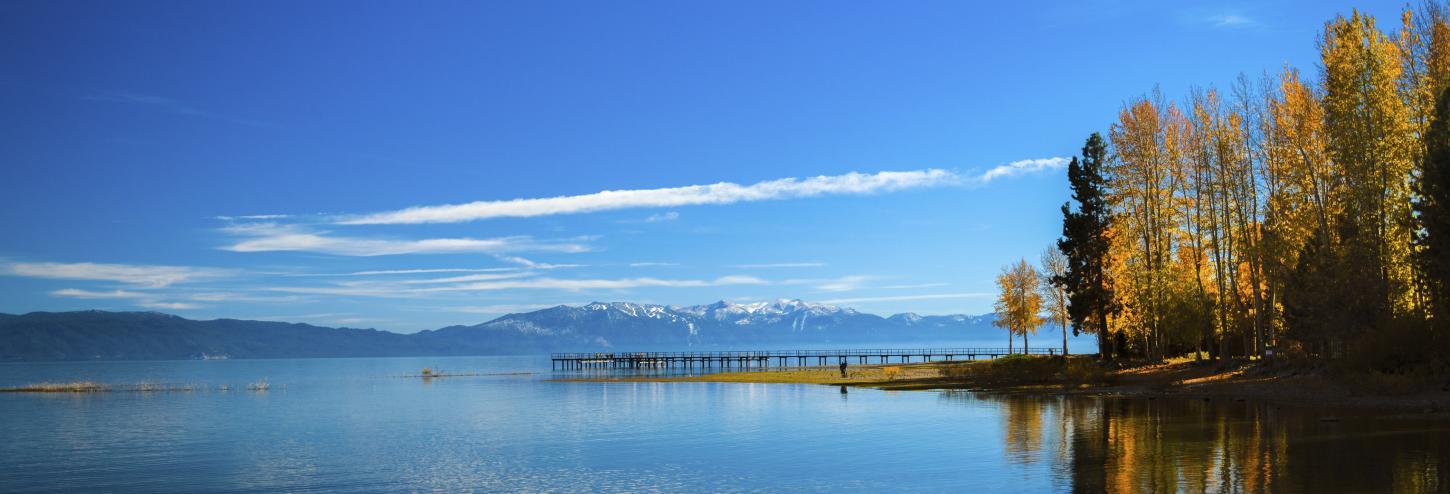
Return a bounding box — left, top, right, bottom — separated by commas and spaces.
943, 392, 1450, 493
5, 357, 1450, 492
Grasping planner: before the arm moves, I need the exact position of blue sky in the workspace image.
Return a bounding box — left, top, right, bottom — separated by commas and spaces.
0, 0, 1404, 331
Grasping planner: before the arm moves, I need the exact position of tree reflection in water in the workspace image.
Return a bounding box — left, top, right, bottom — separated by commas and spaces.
940, 392, 1450, 493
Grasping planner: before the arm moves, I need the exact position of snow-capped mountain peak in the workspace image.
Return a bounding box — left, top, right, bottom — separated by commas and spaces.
457, 298, 1009, 350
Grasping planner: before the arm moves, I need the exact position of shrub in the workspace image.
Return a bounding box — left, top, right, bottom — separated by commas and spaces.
882, 366, 901, 380
1333, 316, 1450, 394
940, 355, 1109, 387
1063, 359, 1113, 387
2, 381, 109, 393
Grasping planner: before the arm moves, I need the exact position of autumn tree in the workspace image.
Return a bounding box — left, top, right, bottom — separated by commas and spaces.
995, 258, 1043, 354
1041, 245, 1070, 357
1184, 88, 1225, 359
1322, 10, 1417, 316
1231, 74, 1270, 358
1398, 2, 1450, 158
1404, 3, 1450, 318
1267, 68, 1337, 240
1109, 93, 1179, 359
1037, 5, 1448, 363
1262, 67, 1334, 356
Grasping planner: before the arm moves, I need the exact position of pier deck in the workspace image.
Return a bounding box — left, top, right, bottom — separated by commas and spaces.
551, 347, 1060, 370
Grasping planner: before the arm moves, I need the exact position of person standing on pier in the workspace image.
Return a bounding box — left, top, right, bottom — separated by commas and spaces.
839, 358, 848, 378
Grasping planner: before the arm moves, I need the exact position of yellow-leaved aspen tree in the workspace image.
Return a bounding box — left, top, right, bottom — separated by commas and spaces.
1231, 74, 1269, 357
1186, 88, 1224, 359
1040, 246, 1071, 357
1397, 3, 1450, 313
994, 259, 1043, 354
1322, 10, 1417, 315
1263, 68, 1333, 351
1110, 91, 1181, 359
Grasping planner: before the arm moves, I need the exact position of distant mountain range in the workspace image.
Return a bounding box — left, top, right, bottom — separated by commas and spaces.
0, 299, 1016, 361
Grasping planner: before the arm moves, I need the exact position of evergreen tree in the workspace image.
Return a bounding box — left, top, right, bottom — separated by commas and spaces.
1416, 84, 1450, 323
1056, 133, 1118, 360
1284, 219, 1388, 357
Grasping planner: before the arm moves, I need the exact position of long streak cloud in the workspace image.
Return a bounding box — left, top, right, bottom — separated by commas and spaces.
338, 169, 959, 225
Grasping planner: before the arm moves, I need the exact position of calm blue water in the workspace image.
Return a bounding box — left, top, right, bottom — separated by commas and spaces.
3, 355, 1449, 492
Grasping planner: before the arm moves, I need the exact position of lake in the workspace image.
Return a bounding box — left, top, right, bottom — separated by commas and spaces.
2, 355, 1448, 492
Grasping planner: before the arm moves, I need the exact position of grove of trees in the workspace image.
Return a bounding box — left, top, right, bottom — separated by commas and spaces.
1046, 4, 1450, 364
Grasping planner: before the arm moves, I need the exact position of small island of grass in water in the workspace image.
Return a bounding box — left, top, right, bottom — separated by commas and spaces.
1, 379, 275, 394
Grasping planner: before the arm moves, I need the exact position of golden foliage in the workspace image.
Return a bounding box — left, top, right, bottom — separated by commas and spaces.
1067, 5, 1450, 359
994, 258, 1044, 349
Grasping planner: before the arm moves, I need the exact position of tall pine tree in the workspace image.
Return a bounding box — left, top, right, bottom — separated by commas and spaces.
1056, 133, 1118, 360
1416, 84, 1450, 324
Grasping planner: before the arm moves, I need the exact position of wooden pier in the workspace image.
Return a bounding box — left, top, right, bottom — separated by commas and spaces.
551, 347, 1060, 370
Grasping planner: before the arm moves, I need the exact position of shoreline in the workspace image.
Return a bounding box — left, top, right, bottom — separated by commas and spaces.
551, 356, 1450, 414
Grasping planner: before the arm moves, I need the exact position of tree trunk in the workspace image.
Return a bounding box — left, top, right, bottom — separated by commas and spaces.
1097, 312, 1111, 361
1062, 320, 1069, 357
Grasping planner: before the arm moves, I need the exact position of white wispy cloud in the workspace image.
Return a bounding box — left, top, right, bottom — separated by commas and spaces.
442, 303, 570, 315
288, 268, 521, 277
253, 312, 351, 321
812, 275, 875, 293
50, 288, 148, 299
84, 92, 203, 115
262, 285, 427, 298
220, 223, 589, 257
334, 317, 383, 325
878, 282, 951, 290
629, 262, 680, 267
215, 214, 291, 221
187, 292, 306, 303
975, 157, 1069, 184
819, 293, 991, 305
1208, 14, 1254, 28
138, 301, 202, 310
423, 275, 768, 293
781, 276, 947, 293
84, 91, 276, 128
337, 169, 958, 225
4, 261, 229, 288
493, 255, 586, 270
731, 262, 825, 269
644, 211, 680, 222
48, 286, 265, 311
401, 272, 535, 284
49, 286, 238, 311
269, 275, 768, 298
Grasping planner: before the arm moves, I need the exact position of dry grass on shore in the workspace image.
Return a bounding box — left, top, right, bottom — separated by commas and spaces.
550, 354, 1450, 411
1, 380, 276, 393
0, 381, 111, 393
549, 356, 1087, 390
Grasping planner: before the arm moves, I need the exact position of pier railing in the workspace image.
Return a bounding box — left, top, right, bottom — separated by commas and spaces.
550, 347, 1060, 369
